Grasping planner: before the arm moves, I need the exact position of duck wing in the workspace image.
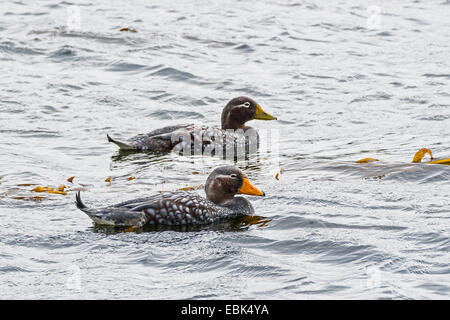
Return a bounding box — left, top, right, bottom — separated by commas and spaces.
127, 191, 216, 225
75, 191, 220, 227
107, 124, 194, 151
108, 124, 259, 157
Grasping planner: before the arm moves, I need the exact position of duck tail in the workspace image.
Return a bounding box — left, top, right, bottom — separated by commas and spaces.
75, 191, 87, 210
75, 192, 110, 225
106, 133, 134, 150
74, 191, 145, 227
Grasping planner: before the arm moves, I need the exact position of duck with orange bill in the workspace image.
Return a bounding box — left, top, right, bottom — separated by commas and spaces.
75, 166, 265, 227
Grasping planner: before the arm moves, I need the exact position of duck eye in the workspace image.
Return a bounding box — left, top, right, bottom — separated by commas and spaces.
230, 174, 238, 179
243, 102, 251, 108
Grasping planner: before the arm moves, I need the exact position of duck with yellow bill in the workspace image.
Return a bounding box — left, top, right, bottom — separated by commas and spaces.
106, 96, 277, 156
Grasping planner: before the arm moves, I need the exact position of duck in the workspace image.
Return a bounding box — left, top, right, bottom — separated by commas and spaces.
106, 96, 277, 155
75, 166, 265, 227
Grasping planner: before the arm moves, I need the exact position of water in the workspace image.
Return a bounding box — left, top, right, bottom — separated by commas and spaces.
1, 0, 449, 299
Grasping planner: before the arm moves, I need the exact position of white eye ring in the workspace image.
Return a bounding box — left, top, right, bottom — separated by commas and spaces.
243, 102, 251, 108
230, 174, 238, 179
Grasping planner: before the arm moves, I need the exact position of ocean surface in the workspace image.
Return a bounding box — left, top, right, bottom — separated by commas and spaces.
1, 0, 449, 299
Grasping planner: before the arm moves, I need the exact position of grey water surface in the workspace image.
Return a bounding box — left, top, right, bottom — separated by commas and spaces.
0, 0, 449, 299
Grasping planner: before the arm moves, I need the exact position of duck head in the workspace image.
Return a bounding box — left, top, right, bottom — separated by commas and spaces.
205, 166, 265, 205
221, 96, 277, 130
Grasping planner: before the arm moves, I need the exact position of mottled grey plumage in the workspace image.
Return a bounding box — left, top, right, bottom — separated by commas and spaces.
106, 96, 275, 155
108, 124, 259, 156
75, 166, 261, 227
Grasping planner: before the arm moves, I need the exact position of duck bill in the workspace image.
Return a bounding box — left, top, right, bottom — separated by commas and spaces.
238, 177, 265, 196
253, 105, 277, 121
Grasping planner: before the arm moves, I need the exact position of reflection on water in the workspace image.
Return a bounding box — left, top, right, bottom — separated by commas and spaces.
90, 215, 271, 234
111, 150, 170, 164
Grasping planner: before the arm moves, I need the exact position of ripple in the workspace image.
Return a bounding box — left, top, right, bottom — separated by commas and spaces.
417, 114, 450, 121
0, 266, 32, 273
350, 93, 393, 103
106, 61, 148, 72
49, 47, 77, 59
0, 41, 44, 56
59, 31, 132, 45
147, 110, 205, 119
233, 44, 254, 52
423, 73, 450, 79
148, 67, 198, 81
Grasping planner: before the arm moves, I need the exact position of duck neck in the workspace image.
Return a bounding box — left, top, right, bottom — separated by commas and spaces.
221, 117, 247, 130
205, 181, 235, 205
208, 192, 235, 205
222, 197, 254, 215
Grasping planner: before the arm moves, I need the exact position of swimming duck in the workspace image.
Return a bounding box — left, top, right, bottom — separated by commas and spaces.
75, 166, 265, 227
106, 96, 277, 155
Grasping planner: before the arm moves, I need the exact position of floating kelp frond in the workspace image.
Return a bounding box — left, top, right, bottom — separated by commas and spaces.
48, 190, 67, 195
413, 148, 450, 165
31, 186, 49, 192
31, 186, 67, 195
13, 176, 81, 201
412, 148, 433, 163
356, 158, 379, 163
428, 158, 450, 165
179, 184, 204, 191
13, 196, 46, 201
275, 168, 283, 180
240, 215, 271, 228
356, 148, 449, 166
119, 28, 137, 32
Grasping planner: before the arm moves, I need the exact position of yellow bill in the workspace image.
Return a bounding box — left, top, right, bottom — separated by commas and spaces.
253, 105, 277, 121
238, 177, 265, 196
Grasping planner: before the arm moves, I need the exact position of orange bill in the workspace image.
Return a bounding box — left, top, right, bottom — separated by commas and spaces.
238, 177, 265, 196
